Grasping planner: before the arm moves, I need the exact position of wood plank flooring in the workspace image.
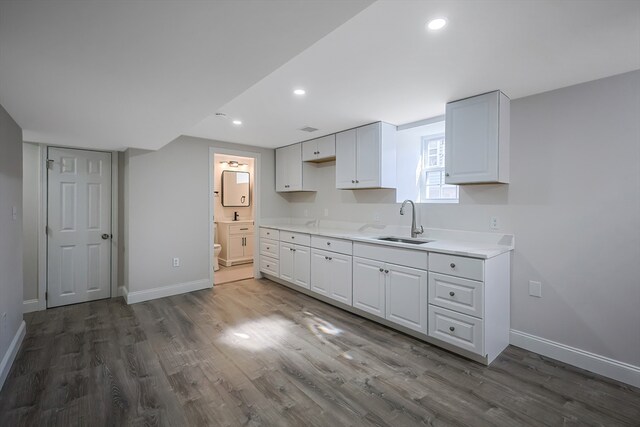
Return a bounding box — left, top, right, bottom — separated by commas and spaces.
1, 278, 639, 426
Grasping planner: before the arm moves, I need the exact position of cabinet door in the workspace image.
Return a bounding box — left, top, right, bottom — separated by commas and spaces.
355, 122, 381, 188
279, 242, 295, 282
275, 147, 288, 192
286, 144, 303, 191
445, 91, 499, 184
302, 139, 317, 162
293, 244, 310, 289
315, 134, 336, 161
310, 249, 329, 296
352, 257, 385, 318
386, 264, 428, 333
229, 235, 245, 260
243, 234, 254, 258
335, 129, 357, 189
328, 252, 352, 305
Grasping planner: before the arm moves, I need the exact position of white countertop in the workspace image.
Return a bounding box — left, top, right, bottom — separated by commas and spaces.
260, 222, 514, 259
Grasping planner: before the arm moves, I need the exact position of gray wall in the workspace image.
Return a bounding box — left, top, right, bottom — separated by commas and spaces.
287, 70, 640, 367
0, 103, 24, 377
22, 142, 39, 302
123, 135, 288, 293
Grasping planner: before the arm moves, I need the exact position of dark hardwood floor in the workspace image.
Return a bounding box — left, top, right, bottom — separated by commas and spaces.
1, 278, 639, 426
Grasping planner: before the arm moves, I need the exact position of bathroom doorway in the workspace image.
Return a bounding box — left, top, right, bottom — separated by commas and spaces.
210, 149, 259, 285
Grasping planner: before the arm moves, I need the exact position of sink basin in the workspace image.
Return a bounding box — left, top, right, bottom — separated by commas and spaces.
375, 236, 434, 245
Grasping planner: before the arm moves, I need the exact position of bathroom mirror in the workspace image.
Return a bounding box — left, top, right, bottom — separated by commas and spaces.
221, 170, 250, 207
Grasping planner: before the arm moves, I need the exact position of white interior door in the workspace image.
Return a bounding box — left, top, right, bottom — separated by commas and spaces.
48, 147, 112, 308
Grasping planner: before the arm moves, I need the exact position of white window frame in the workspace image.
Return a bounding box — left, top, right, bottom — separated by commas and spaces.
420, 133, 459, 203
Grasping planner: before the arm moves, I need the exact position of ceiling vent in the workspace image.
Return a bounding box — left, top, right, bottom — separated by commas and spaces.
299, 126, 318, 133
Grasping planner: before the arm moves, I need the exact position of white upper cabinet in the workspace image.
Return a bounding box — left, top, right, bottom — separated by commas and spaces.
302, 134, 336, 162
445, 90, 510, 184
276, 143, 315, 192
335, 122, 397, 189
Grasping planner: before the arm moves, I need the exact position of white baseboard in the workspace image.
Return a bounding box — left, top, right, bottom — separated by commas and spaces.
117, 286, 128, 299
0, 320, 26, 392
22, 299, 41, 313
510, 329, 640, 388
125, 279, 211, 304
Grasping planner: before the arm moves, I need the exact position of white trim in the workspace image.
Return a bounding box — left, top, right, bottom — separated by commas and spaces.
22, 299, 40, 314
125, 279, 211, 304
110, 151, 119, 299
0, 320, 26, 392
117, 286, 127, 299
208, 146, 261, 285
510, 329, 640, 388
37, 145, 47, 310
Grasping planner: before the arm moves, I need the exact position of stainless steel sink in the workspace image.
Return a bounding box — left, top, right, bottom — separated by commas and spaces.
375, 236, 434, 245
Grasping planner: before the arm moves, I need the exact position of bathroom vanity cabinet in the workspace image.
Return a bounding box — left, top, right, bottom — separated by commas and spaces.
217, 220, 254, 266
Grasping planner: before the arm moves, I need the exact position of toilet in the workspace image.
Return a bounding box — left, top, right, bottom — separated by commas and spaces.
213, 223, 222, 271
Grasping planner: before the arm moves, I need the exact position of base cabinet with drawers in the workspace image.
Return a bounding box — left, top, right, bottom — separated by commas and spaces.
217, 221, 254, 267
259, 226, 510, 365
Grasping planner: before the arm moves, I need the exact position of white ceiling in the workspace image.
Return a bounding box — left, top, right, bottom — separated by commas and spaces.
187, 0, 640, 148
0, 0, 373, 150
1, 1, 639, 152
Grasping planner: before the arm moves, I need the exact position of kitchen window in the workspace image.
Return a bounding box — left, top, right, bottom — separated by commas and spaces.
421, 134, 459, 202
395, 118, 458, 203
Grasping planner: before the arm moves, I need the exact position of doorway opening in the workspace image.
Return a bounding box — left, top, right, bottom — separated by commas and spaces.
211, 151, 257, 285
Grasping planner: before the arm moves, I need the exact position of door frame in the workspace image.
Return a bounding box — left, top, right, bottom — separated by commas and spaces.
208, 147, 261, 286
37, 145, 119, 310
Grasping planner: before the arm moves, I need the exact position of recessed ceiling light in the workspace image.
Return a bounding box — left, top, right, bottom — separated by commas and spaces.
293, 89, 306, 95
426, 18, 447, 31
232, 119, 242, 125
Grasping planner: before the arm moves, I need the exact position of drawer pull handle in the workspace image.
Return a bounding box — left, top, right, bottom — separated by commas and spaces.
267, 264, 270, 268
240, 228, 248, 230
449, 326, 455, 332
326, 242, 331, 246
291, 236, 295, 239
450, 263, 456, 268
384, 269, 389, 274
328, 257, 332, 261
352, 180, 356, 183
449, 291, 455, 297
379, 268, 384, 272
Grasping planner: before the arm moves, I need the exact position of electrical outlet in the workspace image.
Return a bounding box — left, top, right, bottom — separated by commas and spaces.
490, 216, 499, 230
529, 280, 542, 298
323, 208, 329, 217
172, 257, 180, 267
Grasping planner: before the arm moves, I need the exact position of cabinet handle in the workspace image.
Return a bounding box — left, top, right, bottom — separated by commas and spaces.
293, 248, 296, 252
352, 180, 355, 183
356, 180, 359, 183
384, 269, 389, 274
449, 326, 455, 332
450, 263, 456, 268
445, 173, 450, 177
326, 242, 331, 246
267, 264, 270, 268
266, 246, 270, 250
379, 268, 384, 272
449, 291, 455, 297
328, 257, 332, 261
240, 228, 248, 230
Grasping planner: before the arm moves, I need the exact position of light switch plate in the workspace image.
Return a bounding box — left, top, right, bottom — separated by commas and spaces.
529, 280, 542, 298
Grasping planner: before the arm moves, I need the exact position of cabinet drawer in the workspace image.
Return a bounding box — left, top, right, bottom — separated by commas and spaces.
260, 238, 279, 259
429, 253, 483, 281
260, 256, 279, 277
230, 224, 254, 235
429, 305, 484, 356
279, 231, 311, 246
429, 273, 483, 318
260, 227, 279, 240
311, 235, 352, 255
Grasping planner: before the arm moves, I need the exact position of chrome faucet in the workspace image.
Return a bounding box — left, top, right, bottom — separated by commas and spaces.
400, 199, 424, 238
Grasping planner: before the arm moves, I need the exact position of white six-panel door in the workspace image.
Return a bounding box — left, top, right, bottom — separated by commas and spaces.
47, 148, 111, 307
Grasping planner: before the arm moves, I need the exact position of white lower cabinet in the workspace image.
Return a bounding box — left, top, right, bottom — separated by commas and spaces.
353, 257, 427, 333
311, 249, 352, 305
279, 242, 310, 290
352, 257, 386, 318
386, 264, 428, 334
429, 306, 484, 355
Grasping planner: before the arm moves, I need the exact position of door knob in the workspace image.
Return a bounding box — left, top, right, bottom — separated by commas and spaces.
101, 234, 110, 240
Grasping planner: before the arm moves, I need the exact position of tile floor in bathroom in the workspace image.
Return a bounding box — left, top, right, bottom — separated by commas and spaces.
214, 262, 254, 285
